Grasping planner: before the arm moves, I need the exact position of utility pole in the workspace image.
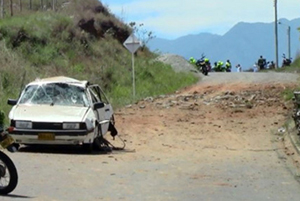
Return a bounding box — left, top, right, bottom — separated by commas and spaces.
279, 22, 291, 60
0, 0, 4, 19
9, 0, 13, 16
19, 0, 22, 12
287, 26, 291, 59
274, 0, 279, 68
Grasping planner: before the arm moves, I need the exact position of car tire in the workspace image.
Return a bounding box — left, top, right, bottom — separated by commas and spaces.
82, 143, 93, 153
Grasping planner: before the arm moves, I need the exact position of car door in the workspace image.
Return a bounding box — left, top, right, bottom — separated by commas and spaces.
88, 85, 113, 136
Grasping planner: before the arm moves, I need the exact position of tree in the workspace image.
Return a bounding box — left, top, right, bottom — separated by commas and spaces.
29, 0, 32, 10
129, 22, 155, 51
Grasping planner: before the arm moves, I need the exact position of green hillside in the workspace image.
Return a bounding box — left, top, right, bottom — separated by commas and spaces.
0, 0, 198, 125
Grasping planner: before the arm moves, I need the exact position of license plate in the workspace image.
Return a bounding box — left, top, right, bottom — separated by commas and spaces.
0, 135, 14, 148
38, 133, 55, 140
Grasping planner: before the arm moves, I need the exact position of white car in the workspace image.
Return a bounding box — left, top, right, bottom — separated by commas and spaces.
7, 76, 117, 151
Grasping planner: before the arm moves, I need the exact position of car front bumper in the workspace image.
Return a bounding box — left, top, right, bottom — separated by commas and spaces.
10, 129, 95, 145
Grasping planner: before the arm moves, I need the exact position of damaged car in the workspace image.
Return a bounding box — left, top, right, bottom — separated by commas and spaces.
7, 76, 118, 152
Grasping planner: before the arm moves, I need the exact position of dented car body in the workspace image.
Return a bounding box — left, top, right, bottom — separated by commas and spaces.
7, 76, 117, 150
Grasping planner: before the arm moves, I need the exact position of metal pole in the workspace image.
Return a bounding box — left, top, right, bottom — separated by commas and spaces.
19, 0, 22, 12
288, 26, 291, 59
132, 52, 135, 100
279, 22, 292, 60
274, 0, 279, 68
9, 0, 13, 16
0, 0, 4, 19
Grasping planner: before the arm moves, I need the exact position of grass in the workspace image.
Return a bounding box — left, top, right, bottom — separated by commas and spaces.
275, 56, 300, 101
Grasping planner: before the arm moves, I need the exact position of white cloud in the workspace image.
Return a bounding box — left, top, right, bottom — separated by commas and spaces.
102, 0, 300, 39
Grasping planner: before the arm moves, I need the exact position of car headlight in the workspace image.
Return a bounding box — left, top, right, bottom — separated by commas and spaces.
63, 122, 80, 130
85, 119, 94, 131
15, 121, 32, 129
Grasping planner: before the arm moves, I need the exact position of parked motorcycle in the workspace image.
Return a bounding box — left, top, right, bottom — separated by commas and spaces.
282, 54, 292, 67
0, 127, 18, 195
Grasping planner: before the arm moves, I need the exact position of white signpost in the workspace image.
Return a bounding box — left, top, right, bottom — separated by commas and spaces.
123, 33, 141, 100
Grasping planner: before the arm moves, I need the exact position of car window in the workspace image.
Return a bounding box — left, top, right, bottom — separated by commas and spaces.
88, 85, 109, 104
19, 85, 52, 104
18, 83, 89, 107
89, 88, 100, 103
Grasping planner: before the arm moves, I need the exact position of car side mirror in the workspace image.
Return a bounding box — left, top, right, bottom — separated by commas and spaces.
7, 99, 18, 106
93, 102, 105, 110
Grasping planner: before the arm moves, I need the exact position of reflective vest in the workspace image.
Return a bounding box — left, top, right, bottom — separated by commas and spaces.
189, 57, 196, 64
225, 62, 231, 68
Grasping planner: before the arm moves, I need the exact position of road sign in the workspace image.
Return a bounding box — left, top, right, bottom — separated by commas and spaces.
123, 33, 141, 54
123, 34, 141, 101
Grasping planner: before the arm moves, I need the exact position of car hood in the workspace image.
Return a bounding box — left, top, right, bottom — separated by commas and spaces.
9, 105, 90, 122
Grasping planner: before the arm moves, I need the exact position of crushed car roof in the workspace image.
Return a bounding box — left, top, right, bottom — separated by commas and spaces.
27, 76, 88, 87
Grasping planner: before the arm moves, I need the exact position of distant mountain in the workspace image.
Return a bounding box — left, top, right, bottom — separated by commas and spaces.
147, 18, 300, 70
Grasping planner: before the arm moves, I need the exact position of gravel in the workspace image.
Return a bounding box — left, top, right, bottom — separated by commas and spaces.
198, 71, 300, 85
155, 53, 198, 73
156, 53, 300, 85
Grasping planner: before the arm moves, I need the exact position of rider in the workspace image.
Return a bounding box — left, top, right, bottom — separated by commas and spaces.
216, 61, 224, 72
225, 60, 232, 72
204, 58, 211, 72
189, 57, 196, 65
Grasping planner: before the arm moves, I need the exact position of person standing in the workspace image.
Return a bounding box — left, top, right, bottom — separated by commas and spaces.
253, 63, 258, 72
236, 64, 242, 72
257, 55, 266, 70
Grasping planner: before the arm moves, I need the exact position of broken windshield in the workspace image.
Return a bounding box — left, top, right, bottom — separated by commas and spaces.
18, 83, 89, 107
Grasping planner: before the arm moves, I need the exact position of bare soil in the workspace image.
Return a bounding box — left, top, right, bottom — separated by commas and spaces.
115, 72, 300, 172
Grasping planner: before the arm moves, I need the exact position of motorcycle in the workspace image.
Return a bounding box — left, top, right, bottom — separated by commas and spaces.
0, 127, 18, 195
195, 54, 209, 76
282, 54, 292, 67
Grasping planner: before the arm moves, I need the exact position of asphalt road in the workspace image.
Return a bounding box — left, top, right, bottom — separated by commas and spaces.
198, 71, 300, 85
2, 144, 300, 201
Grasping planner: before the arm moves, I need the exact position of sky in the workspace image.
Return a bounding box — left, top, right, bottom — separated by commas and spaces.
100, 0, 300, 40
